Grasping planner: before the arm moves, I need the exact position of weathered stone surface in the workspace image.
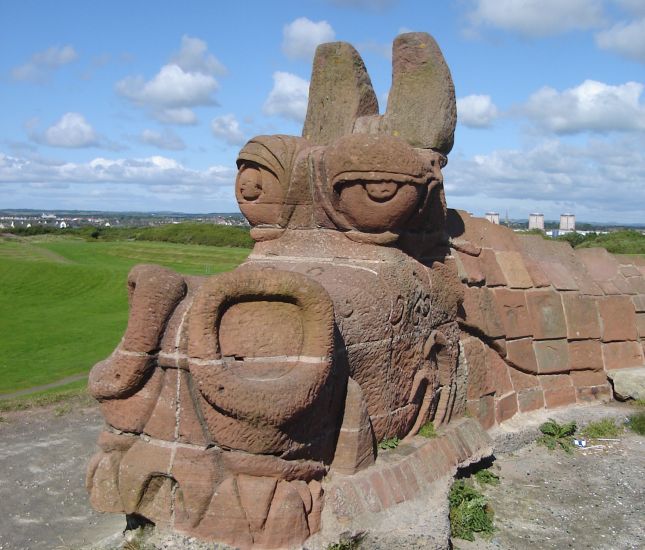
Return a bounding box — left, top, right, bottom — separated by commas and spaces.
493, 288, 532, 339
506, 338, 539, 374
460, 285, 505, 338
382, 32, 456, 153
496, 392, 518, 423
526, 289, 567, 340
602, 342, 645, 370
568, 340, 604, 371
479, 248, 507, 286
331, 378, 376, 474
606, 367, 645, 400
598, 296, 638, 342
495, 251, 533, 289
303, 42, 378, 146
562, 293, 601, 340
534, 339, 569, 374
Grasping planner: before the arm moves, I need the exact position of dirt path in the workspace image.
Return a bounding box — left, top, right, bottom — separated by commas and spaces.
0, 374, 87, 401
458, 404, 645, 550
0, 405, 123, 550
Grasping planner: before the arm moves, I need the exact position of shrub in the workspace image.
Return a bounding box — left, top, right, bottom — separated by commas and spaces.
474, 468, 500, 486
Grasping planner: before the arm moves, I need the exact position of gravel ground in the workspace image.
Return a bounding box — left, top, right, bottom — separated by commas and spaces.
458, 403, 645, 550
0, 405, 123, 550
0, 402, 642, 550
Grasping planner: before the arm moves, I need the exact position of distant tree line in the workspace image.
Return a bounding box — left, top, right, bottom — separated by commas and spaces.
6, 222, 253, 248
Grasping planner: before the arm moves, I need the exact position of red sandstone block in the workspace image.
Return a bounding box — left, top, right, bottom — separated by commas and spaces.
478, 395, 496, 430
576, 248, 619, 282
517, 387, 545, 412
568, 340, 604, 372
576, 384, 612, 403
598, 280, 621, 295
627, 277, 645, 294
400, 461, 420, 496
493, 288, 533, 339
479, 248, 507, 286
454, 250, 485, 285
392, 464, 414, 501
408, 453, 433, 484
570, 369, 608, 387
487, 347, 514, 394
509, 366, 540, 390
539, 374, 572, 391
562, 293, 601, 340
436, 437, 460, 466
496, 393, 518, 424
538, 260, 579, 291
463, 337, 494, 400
599, 296, 638, 342
369, 471, 395, 509
534, 339, 569, 374
526, 289, 567, 340
602, 341, 645, 369
382, 467, 406, 504
633, 295, 645, 313
636, 313, 645, 338
328, 481, 365, 520
544, 386, 577, 409
354, 476, 382, 513
466, 399, 479, 419
461, 286, 505, 338
495, 251, 533, 289
492, 338, 507, 357
506, 338, 539, 374
523, 257, 551, 288
620, 265, 641, 278
611, 275, 636, 295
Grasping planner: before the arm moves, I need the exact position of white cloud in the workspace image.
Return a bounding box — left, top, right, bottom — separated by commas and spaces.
116, 37, 223, 123
615, 0, 645, 16
211, 114, 246, 146
12, 45, 78, 82
140, 129, 185, 151
38, 113, 99, 148
467, 0, 604, 37
457, 95, 499, 128
282, 17, 335, 60
523, 80, 645, 134
595, 18, 645, 63
0, 151, 233, 187
169, 35, 227, 76
263, 72, 310, 123
154, 108, 198, 125
116, 65, 218, 108
444, 135, 645, 222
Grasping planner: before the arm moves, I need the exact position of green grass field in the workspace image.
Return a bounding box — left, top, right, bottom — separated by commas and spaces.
0, 235, 249, 395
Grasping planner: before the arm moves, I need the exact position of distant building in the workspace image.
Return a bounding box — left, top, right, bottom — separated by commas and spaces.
529, 213, 545, 231
485, 212, 500, 225
560, 213, 576, 232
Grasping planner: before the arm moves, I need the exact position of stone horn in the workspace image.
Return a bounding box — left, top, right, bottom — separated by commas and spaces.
303, 32, 457, 155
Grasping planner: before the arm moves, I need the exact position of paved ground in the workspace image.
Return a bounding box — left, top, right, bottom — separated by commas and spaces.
0, 402, 642, 550
0, 375, 87, 401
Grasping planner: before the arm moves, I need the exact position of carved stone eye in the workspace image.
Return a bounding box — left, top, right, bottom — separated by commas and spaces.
365, 181, 398, 202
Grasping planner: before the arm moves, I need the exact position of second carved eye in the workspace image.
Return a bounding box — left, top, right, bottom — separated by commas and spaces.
238, 167, 263, 201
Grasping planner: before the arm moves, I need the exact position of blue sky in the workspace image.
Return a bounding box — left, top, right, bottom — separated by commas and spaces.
1, 0, 644, 222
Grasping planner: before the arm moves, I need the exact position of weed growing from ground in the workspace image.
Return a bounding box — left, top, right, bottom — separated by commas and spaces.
417, 421, 437, 438
627, 411, 645, 436
474, 468, 500, 486
327, 532, 365, 550
449, 480, 494, 541
378, 437, 400, 450
581, 418, 622, 439
537, 419, 577, 453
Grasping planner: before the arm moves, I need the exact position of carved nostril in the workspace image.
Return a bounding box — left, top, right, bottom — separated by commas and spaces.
365, 181, 398, 201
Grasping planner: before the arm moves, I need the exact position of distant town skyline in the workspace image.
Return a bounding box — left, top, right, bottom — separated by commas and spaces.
1, 0, 644, 222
